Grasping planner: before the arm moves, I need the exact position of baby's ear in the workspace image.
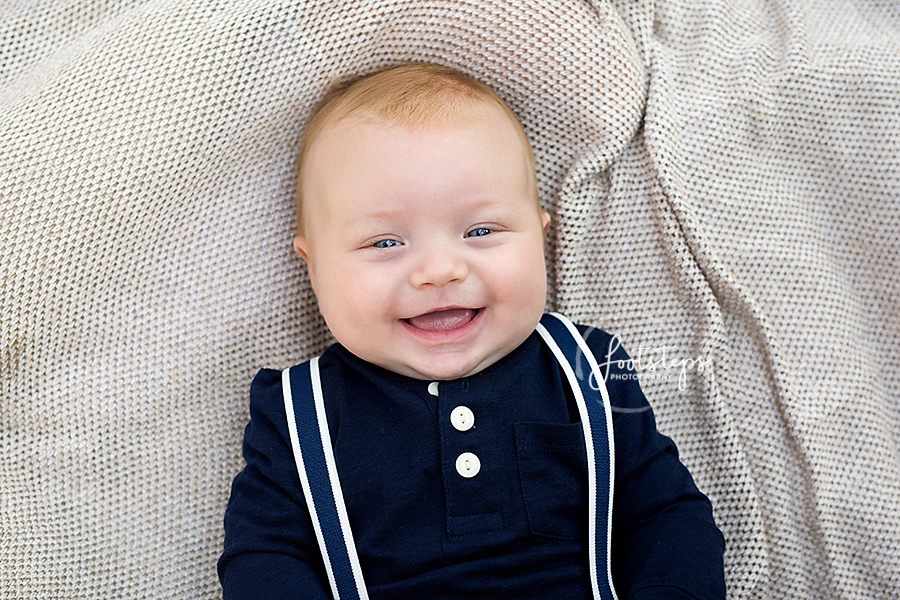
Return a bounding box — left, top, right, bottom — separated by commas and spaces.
294, 235, 318, 291
293, 235, 310, 262
541, 211, 551, 238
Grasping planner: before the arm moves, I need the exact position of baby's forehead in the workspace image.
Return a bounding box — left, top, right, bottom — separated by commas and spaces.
300, 96, 540, 222
325, 98, 515, 139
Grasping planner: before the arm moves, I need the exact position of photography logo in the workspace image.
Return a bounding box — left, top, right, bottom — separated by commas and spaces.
575, 326, 712, 412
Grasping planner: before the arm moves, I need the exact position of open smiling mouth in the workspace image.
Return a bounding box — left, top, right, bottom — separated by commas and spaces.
404, 308, 481, 332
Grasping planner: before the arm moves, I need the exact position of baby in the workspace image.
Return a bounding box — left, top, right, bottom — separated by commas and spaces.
219, 64, 726, 599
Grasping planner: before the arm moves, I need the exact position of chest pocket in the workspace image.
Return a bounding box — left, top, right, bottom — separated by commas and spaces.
514, 421, 588, 540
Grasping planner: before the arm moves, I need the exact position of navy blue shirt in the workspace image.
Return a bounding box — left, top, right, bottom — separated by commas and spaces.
219, 325, 726, 599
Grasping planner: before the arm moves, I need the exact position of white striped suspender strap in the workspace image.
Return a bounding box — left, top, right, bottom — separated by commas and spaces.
282, 359, 369, 600
535, 312, 618, 600
283, 312, 617, 600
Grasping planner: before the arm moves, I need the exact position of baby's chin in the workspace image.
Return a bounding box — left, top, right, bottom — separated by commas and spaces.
369, 351, 500, 382
386, 359, 489, 382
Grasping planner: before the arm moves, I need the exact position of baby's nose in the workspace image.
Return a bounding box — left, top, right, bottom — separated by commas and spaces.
409, 248, 468, 288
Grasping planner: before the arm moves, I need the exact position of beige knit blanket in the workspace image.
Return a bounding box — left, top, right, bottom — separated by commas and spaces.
2, 1, 898, 598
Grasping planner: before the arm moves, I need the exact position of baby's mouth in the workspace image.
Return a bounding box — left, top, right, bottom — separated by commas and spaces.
405, 308, 479, 332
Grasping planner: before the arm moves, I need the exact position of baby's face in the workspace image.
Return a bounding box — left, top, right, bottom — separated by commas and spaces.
295, 105, 550, 380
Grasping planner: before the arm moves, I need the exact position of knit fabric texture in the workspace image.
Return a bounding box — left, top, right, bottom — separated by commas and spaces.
1, 1, 898, 598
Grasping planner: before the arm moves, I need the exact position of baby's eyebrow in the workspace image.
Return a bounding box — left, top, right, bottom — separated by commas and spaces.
347, 195, 518, 226
348, 207, 406, 226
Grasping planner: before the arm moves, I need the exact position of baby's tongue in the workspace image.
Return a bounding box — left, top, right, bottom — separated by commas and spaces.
407, 309, 475, 332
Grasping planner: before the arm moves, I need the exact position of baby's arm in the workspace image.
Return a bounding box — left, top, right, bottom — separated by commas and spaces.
586, 330, 727, 599
218, 369, 330, 600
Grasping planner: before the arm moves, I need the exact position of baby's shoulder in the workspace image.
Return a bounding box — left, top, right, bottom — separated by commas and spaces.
245, 368, 288, 429
250, 367, 283, 389
569, 322, 630, 364
248, 344, 347, 412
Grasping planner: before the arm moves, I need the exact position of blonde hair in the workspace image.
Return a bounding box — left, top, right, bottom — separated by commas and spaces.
295, 63, 538, 233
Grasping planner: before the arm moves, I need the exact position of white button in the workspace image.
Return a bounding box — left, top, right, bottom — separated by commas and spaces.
455, 452, 481, 478
427, 382, 439, 396
450, 406, 475, 432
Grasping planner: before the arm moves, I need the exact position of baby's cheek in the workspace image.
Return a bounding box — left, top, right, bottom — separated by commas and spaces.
345, 276, 394, 319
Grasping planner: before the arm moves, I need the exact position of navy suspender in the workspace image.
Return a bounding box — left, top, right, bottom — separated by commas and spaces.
282, 358, 369, 600
535, 313, 618, 600
282, 312, 618, 600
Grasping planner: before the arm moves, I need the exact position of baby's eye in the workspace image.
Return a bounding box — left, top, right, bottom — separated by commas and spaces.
372, 239, 402, 249
465, 227, 493, 238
